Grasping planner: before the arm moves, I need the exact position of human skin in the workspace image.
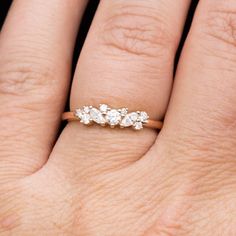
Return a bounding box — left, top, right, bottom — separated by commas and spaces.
0, 0, 236, 235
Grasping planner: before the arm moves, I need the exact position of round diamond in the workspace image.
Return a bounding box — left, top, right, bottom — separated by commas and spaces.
99, 104, 108, 114
80, 113, 91, 125
106, 109, 121, 126
75, 109, 83, 119
90, 108, 106, 124
139, 111, 149, 122
120, 108, 128, 116
83, 106, 90, 113
133, 122, 143, 130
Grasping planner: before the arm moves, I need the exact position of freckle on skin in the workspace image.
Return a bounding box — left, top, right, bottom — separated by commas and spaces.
0, 214, 19, 230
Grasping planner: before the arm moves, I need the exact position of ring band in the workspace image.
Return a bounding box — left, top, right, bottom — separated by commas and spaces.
62, 104, 163, 131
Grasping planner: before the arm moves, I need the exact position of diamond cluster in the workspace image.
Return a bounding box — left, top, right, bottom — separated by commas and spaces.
74, 104, 149, 130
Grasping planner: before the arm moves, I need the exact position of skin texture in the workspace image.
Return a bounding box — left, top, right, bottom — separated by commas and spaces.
0, 0, 236, 235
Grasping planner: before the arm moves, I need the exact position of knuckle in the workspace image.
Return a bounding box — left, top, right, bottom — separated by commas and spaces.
0, 59, 61, 109
0, 59, 56, 97
100, 3, 174, 58
203, 5, 236, 49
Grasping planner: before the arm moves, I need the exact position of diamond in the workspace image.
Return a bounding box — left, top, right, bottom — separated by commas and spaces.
106, 109, 121, 126
130, 112, 139, 121
133, 122, 143, 130
83, 106, 90, 113
120, 113, 135, 127
90, 108, 106, 124
72, 104, 151, 130
99, 104, 109, 114
75, 109, 83, 119
80, 113, 91, 125
139, 111, 149, 122
120, 108, 128, 116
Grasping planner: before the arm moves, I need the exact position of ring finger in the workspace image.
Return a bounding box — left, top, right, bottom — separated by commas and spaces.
51, 0, 191, 176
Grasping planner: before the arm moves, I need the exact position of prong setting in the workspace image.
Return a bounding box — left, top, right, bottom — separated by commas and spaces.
74, 104, 149, 130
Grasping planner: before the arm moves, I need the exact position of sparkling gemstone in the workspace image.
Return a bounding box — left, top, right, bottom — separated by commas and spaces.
90, 108, 106, 124
139, 111, 149, 122
80, 113, 91, 125
106, 109, 121, 126
83, 106, 90, 113
120, 108, 128, 116
130, 112, 139, 122
99, 104, 109, 114
120, 113, 135, 127
134, 122, 143, 130
75, 109, 83, 119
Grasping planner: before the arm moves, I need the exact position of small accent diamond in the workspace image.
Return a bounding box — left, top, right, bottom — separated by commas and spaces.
106, 109, 121, 126
83, 106, 90, 113
80, 113, 91, 125
75, 109, 83, 119
99, 104, 109, 114
120, 108, 128, 116
139, 111, 149, 122
134, 121, 143, 130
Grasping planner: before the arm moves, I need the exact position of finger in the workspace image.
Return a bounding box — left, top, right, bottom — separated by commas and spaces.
51, 0, 191, 176
160, 0, 236, 163
0, 0, 87, 181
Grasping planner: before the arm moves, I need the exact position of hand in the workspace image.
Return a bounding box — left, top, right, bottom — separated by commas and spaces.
0, 0, 236, 235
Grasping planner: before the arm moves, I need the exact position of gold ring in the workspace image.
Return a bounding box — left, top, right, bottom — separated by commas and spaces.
62, 104, 163, 131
